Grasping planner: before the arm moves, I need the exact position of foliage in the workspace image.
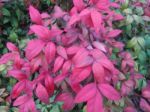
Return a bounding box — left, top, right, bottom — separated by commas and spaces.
0, 0, 150, 112
116, 0, 150, 76
0, 0, 29, 54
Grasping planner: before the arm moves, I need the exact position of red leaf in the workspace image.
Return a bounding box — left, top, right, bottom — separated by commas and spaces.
56, 92, 75, 110
91, 9, 102, 32
25, 39, 45, 60
6, 42, 18, 52
92, 41, 106, 53
57, 46, 68, 59
75, 83, 96, 103
44, 42, 56, 64
11, 81, 25, 99
87, 91, 104, 112
13, 94, 29, 106
98, 83, 120, 100
71, 66, 92, 83
53, 5, 66, 18
8, 70, 27, 80
97, 58, 114, 72
54, 74, 68, 83
107, 29, 122, 38
73, 48, 93, 68
124, 107, 137, 112
92, 62, 105, 83
30, 25, 51, 40
96, 0, 110, 10
79, 8, 90, 17
73, 0, 85, 11
26, 99, 37, 112
90, 49, 106, 60
140, 98, 150, 112
66, 45, 80, 55
45, 75, 54, 96
30, 55, 42, 73
36, 83, 49, 104
68, 14, 80, 26
53, 56, 64, 73
62, 60, 72, 74
29, 5, 42, 25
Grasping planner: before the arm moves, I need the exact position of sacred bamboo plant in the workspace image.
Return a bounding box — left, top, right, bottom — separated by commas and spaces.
0, 0, 144, 111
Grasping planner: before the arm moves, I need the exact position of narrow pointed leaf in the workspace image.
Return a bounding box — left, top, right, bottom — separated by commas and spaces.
36, 83, 49, 104
75, 83, 96, 103
98, 83, 120, 100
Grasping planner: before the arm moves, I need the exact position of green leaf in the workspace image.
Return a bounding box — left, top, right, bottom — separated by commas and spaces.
123, 8, 132, 14
137, 37, 145, 49
135, 7, 144, 16
11, 17, 18, 28
127, 37, 137, 48
0, 64, 6, 72
3, 17, 10, 24
137, 79, 147, 90
2, 8, 11, 16
0, 106, 9, 112
126, 15, 134, 25
138, 51, 147, 64
50, 105, 60, 112
133, 15, 143, 24
9, 32, 18, 42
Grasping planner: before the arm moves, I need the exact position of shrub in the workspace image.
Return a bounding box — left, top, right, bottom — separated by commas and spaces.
0, 0, 144, 111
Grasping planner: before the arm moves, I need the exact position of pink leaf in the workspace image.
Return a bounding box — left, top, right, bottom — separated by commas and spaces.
97, 58, 114, 72
75, 83, 96, 103
79, 8, 90, 17
6, 42, 18, 52
57, 46, 68, 59
62, 60, 72, 74
142, 86, 150, 99
56, 92, 75, 110
140, 98, 150, 112
54, 74, 68, 84
29, 5, 42, 25
92, 41, 106, 53
92, 62, 105, 83
36, 83, 49, 104
90, 49, 106, 60
107, 29, 122, 38
44, 42, 56, 64
41, 12, 50, 19
44, 75, 54, 96
8, 70, 27, 80
53, 56, 64, 73
13, 94, 29, 106
71, 66, 92, 83
66, 45, 80, 55
25, 39, 45, 60
49, 28, 63, 38
91, 9, 102, 32
124, 106, 137, 112
26, 99, 37, 112
98, 83, 120, 100
30, 25, 51, 40
0, 53, 17, 64
68, 14, 80, 26
53, 6, 66, 18
110, 2, 120, 8
87, 91, 104, 112
11, 81, 25, 99
73, 0, 85, 11
73, 48, 93, 68
30, 55, 42, 73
